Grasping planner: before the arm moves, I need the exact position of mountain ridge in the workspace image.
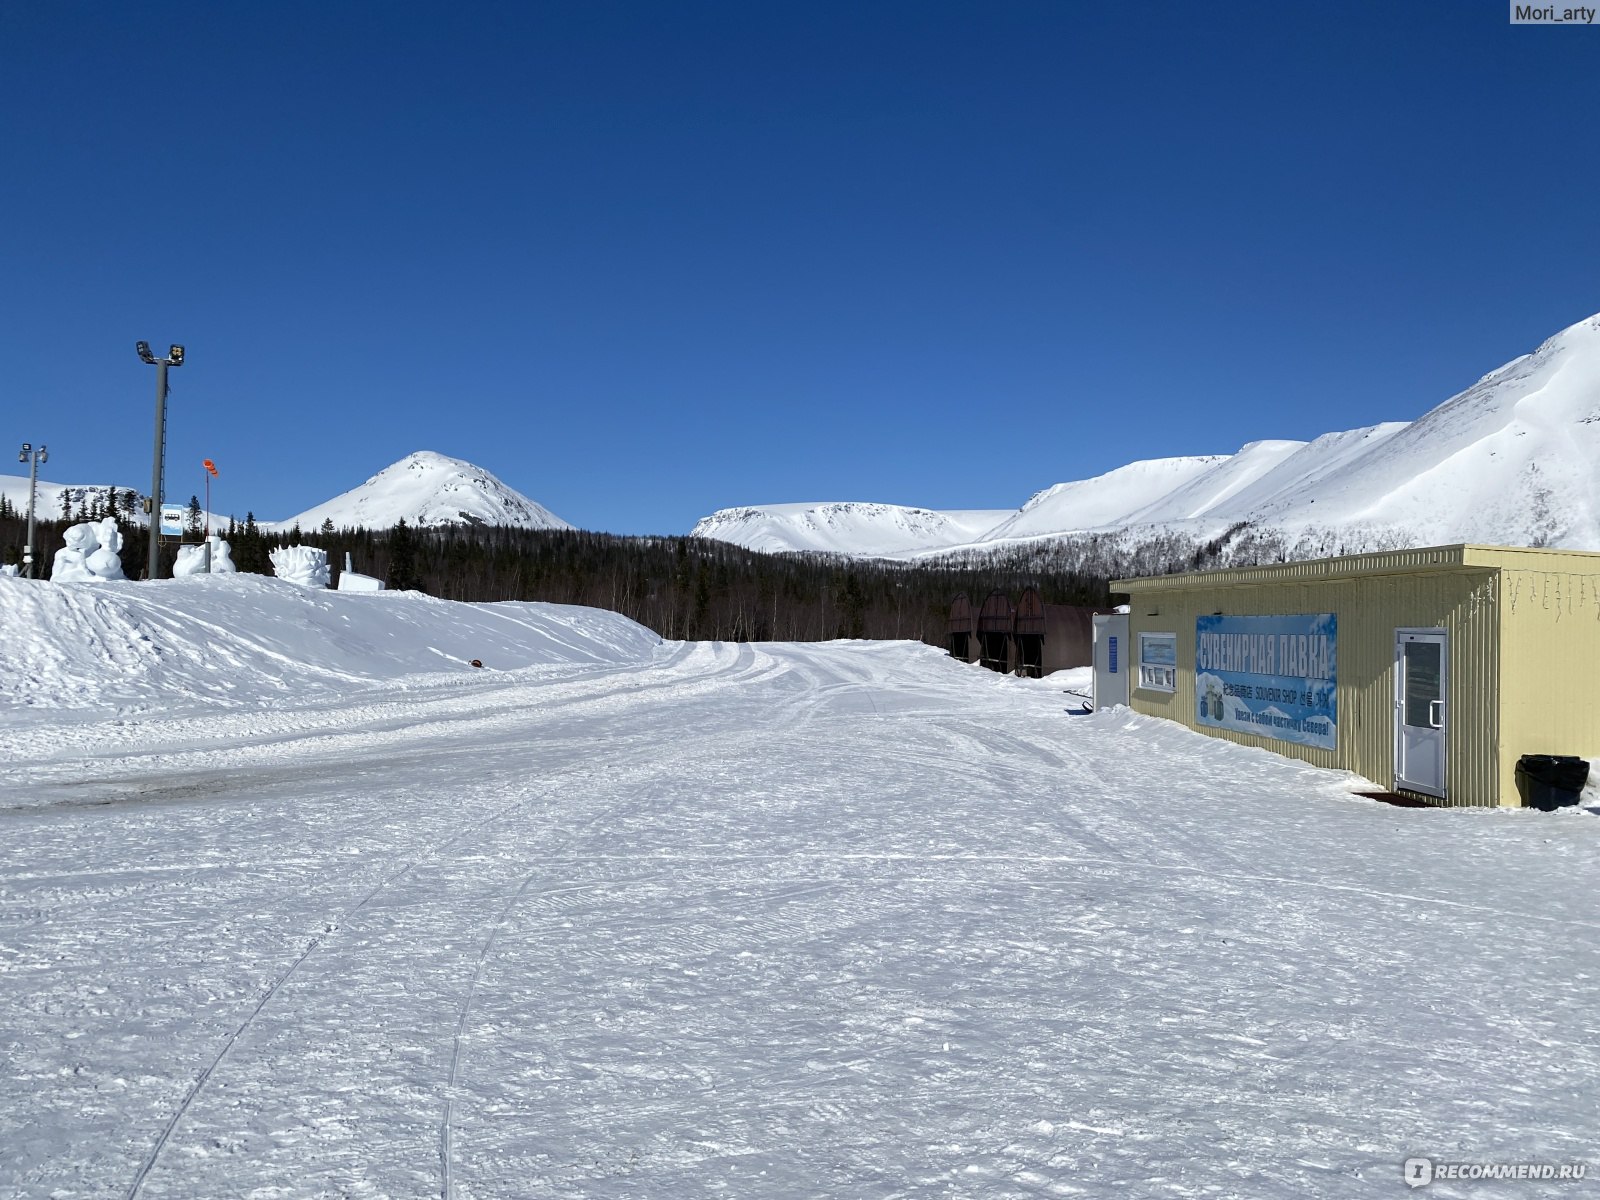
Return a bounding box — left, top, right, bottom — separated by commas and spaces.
692, 311, 1600, 559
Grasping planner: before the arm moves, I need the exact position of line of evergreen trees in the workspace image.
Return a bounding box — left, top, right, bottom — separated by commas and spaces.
1, 512, 1118, 647
2, 502, 1416, 647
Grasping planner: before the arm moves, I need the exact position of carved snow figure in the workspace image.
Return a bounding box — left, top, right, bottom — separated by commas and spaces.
173, 543, 207, 577
210, 536, 237, 573
270, 544, 330, 588
173, 536, 238, 577
51, 520, 126, 582
84, 517, 126, 581
50, 523, 98, 582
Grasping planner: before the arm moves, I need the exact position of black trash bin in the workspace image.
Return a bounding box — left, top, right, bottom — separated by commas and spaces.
1515, 754, 1590, 811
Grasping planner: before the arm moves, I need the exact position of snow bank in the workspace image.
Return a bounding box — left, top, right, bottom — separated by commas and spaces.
0, 574, 661, 715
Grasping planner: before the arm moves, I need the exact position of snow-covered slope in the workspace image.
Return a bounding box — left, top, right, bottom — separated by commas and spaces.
694, 311, 1600, 557
690, 502, 1010, 556
981, 455, 1230, 543
0, 572, 657, 713
1233, 315, 1600, 546
270, 451, 571, 532
1187, 424, 1411, 527
0, 478, 148, 526
1117, 440, 1307, 525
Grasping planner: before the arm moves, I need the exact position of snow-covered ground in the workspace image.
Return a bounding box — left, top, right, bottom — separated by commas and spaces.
2, 580, 1597, 1198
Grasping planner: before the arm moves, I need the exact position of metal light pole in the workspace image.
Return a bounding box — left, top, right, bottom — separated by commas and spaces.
17, 442, 47, 578
137, 341, 184, 580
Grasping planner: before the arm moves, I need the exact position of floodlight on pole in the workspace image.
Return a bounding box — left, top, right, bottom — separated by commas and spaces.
137, 340, 184, 580
17, 442, 46, 578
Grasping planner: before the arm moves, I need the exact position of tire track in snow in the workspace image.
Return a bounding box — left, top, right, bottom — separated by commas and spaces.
118, 641, 785, 1199
2, 640, 790, 808
1, 640, 703, 779
106, 640, 1072, 1196
436, 643, 802, 1198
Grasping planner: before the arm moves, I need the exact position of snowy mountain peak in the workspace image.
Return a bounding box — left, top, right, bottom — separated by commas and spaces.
689, 309, 1600, 558
272, 451, 572, 532
690, 501, 1011, 556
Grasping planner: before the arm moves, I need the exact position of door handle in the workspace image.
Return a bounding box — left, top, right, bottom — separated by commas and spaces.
1429, 699, 1444, 729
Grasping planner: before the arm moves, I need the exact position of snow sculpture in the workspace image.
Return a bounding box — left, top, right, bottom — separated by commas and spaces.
173, 544, 206, 577
85, 518, 126, 580
335, 551, 384, 591
51, 524, 97, 582
51, 518, 126, 582
337, 571, 385, 592
270, 544, 330, 588
173, 536, 239, 577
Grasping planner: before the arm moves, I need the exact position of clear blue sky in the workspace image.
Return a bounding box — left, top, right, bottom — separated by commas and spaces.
3, 1, 1597, 534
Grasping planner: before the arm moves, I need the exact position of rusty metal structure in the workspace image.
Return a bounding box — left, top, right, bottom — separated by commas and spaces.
1014, 587, 1047, 675
976, 589, 1015, 672
947, 592, 976, 662
1014, 587, 1096, 677
951, 588, 1096, 677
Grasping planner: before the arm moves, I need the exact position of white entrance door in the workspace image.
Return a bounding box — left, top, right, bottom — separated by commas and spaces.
1395, 629, 1449, 798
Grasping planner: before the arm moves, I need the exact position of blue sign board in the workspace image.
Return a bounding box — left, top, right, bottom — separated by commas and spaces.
1108, 636, 1118, 673
1195, 613, 1337, 751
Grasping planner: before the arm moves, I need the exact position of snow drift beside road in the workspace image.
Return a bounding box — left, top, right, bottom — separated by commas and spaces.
0, 574, 660, 715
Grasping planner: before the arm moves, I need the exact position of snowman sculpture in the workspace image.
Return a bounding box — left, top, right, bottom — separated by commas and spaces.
51, 520, 125, 582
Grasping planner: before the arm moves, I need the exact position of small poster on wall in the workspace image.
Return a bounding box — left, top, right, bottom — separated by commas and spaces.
1138, 632, 1177, 692
1195, 613, 1337, 751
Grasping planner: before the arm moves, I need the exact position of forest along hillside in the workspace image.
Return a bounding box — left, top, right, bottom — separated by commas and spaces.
0, 514, 1129, 646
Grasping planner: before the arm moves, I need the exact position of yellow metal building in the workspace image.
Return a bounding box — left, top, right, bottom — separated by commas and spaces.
1111, 544, 1600, 807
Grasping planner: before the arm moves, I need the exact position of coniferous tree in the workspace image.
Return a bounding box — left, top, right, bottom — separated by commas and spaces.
233, 511, 270, 574
387, 518, 421, 592
186, 495, 203, 538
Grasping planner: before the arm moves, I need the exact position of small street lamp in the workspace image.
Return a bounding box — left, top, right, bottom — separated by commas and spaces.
136, 341, 184, 580
17, 442, 47, 578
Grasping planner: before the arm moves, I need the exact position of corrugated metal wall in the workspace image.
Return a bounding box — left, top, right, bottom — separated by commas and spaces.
1496, 560, 1600, 802
1120, 568, 1503, 805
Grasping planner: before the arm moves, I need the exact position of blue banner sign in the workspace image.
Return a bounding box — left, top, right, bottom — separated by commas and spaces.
1195, 614, 1337, 750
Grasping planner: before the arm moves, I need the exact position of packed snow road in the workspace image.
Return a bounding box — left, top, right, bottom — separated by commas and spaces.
2, 639, 1598, 1199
